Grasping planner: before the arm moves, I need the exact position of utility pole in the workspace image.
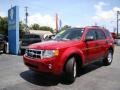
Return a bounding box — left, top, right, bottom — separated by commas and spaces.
24, 6, 29, 33
117, 11, 120, 36
25, 6, 28, 27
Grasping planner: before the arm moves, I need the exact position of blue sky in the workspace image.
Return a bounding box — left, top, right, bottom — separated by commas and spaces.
0, 0, 120, 31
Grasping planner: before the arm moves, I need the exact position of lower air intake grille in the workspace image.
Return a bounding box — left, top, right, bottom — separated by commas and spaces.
26, 49, 42, 59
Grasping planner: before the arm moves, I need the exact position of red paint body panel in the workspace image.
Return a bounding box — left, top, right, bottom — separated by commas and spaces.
23, 26, 114, 75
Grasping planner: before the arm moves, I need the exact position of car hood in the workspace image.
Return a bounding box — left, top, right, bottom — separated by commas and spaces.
29, 40, 80, 50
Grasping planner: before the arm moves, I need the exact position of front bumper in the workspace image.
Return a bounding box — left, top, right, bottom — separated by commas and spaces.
23, 55, 63, 75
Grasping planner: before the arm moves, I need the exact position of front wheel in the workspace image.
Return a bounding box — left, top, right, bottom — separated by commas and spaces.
65, 57, 77, 83
3, 45, 7, 53
103, 50, 113, 66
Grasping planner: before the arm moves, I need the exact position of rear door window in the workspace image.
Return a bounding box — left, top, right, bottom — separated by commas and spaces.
86, 30, 97, 40
96, 30, 106, 40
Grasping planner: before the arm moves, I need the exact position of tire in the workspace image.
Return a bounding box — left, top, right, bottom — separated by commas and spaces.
103, 50, 113, 66
18, 49, 21, 55
3, 45, 7, 53
65, 57, 77, 83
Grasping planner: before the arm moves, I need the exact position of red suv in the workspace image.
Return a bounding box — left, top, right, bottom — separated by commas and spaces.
23, 26, 114, 82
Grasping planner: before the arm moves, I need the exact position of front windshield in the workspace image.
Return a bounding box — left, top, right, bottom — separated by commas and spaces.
53, 28, 84, 40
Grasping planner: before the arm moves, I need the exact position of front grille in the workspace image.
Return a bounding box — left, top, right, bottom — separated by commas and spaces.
25, 49, 43, 59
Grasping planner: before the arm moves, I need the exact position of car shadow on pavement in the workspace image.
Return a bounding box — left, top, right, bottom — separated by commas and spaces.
20, 70, 60, 86
20, 61, 104, 86
79, 61, 103, 76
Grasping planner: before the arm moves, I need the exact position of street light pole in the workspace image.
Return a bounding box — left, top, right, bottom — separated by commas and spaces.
117, 11, 120, 36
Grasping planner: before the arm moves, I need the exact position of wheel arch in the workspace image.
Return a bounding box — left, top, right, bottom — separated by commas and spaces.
104, 46, 114, 60
108, 46, 114, 54
63, 53, 83, 72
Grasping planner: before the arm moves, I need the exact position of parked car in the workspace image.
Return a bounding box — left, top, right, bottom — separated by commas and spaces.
20, 33, 42, 54
44, 34, 55, 41
116, 35, 120, 46
23, 26, 114, 82
0, 34, 8, 53
111, 32, 117, 39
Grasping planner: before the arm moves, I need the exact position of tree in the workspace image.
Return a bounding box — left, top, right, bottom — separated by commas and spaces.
0, 16, 26, 38
0, 16, 8, 35
19, 21, 26, 31
30, 24, 54, 33
0, 16, 54, 36
31, 24, 40, 30
39, 26, 54, 33
61, 25, 71, 30
19, 21, 26, 38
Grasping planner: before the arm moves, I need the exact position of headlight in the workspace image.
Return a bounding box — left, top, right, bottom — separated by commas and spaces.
43, 50, 59, 58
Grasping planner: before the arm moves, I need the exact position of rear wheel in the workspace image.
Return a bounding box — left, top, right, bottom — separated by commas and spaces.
65, 57, 77, 83
18, 49, 22, 55
103, 50, 113, 66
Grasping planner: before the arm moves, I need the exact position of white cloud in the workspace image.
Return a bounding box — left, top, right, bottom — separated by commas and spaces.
94, 1, 106, 12
28, 14, 56, 29
92, 1, 120, 32
92, 2, 120, 22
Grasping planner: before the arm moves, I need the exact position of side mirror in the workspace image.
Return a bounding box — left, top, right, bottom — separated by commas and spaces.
51, 35, 55, 39
85, 36, 94, 41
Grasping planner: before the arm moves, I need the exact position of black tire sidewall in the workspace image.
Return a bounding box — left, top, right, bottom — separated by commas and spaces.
103, 50, 113, 65
3, 45, 7, 53
65, 57, 76, 82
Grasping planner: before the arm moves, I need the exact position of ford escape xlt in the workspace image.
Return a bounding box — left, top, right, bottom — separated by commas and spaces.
23, 26, 114, 82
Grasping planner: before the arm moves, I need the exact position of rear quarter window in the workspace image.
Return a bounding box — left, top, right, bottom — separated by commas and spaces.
104, 30, 112, 38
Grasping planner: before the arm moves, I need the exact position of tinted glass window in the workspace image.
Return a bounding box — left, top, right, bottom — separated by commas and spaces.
23, 34, 41, 39
54, 28, 84, 40
33, 35, 40, 38
23, 35, 29, 39
29, 35, 34, 38
96, 30, 106, 39
86, 30, 96, 40
104, 30, 112, 37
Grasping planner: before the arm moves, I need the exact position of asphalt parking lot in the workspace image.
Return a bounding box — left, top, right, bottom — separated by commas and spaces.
0, 46, 120, 90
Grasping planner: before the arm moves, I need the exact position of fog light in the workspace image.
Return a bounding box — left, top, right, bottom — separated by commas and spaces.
48, 64, 52, 69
